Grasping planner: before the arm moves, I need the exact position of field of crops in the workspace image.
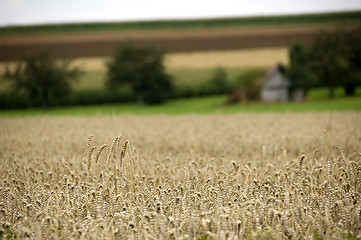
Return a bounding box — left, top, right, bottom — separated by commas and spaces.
67, 47, 288, 72
0, 23, 359, 62
0, 113, 360, 239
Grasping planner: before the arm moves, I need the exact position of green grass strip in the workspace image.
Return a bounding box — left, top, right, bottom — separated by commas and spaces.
1, 95, 360, 117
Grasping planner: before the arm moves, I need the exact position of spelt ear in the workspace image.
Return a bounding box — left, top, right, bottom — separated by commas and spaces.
107, 136, 120, 167
95, 144, 108, 164
87, 146, 96, 171
85, 134, 94, 157
85, 134, 95, 171
120, 140, 129, 164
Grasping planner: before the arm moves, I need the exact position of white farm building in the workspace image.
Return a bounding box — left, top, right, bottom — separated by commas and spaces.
261, 64, 304, 102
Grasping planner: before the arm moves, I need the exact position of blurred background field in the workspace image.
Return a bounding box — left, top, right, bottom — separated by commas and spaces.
0, 11, 361, 113
1, 11, 360, 61
0, 47, 288, 91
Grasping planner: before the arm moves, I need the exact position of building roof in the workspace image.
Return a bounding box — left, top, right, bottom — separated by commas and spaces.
262, 64, 289, 88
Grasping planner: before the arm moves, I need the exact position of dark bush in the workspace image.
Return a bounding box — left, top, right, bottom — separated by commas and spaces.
228, 69, 266, 104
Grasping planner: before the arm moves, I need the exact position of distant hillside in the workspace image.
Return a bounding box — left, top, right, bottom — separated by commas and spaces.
0, 11, 360, 61
1, 11, 361, 35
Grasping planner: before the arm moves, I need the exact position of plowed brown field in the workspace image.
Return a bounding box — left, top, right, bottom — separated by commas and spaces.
0, 24, 357, 61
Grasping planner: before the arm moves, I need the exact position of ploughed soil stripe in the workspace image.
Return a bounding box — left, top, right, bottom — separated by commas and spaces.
0, 24, 357, 61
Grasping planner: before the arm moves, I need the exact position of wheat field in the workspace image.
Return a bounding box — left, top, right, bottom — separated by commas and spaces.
164, 47, 288, 69
0, 113, 360, 239
0, 47, 287, 74
56, 47, 288, 72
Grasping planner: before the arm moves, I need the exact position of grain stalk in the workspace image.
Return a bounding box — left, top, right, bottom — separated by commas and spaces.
95, 144, 108, 164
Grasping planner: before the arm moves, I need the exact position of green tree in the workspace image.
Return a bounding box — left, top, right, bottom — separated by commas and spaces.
106, 42, 173, 105
287, 28, 361, 98
342, 27, 361, 95
287, 43, 318, 93
308, 28, 361, 98
309, 30, 346, 98
3, 51, 80, 110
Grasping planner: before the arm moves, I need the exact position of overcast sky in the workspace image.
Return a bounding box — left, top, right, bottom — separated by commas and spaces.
1, 0, 361, 26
